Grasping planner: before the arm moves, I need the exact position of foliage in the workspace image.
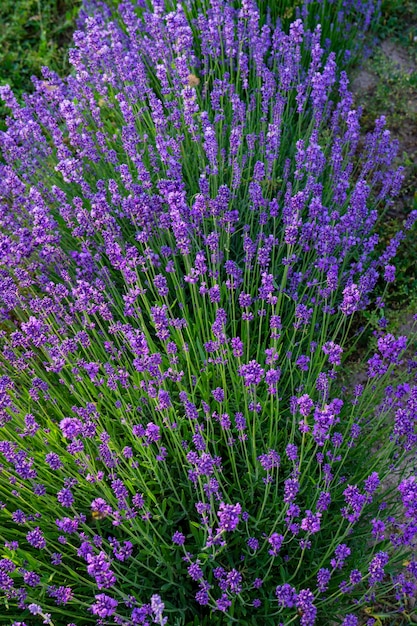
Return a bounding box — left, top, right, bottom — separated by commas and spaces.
0, 0, 81, 128
377, 0, 417, 47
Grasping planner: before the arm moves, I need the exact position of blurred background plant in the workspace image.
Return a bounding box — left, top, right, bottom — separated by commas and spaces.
0, 0, 81, 129
352, 0, 417, 319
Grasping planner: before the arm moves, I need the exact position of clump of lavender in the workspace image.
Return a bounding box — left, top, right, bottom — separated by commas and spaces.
79, 0, 380, 68
0, 0, 416, 624
264, 0, 380, 65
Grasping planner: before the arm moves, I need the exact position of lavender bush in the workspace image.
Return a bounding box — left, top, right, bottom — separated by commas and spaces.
261, 0, 380, 65
78, 0, 380, 68
0, 0, 417, 624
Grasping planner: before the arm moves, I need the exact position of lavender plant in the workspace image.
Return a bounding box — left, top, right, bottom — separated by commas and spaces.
0, 1, 417, 625
78, 0, 380, 68
260, 0, 381, 65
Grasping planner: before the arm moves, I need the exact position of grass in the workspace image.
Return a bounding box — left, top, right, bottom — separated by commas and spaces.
377, 0, 417, 48
0, 0, 81, 128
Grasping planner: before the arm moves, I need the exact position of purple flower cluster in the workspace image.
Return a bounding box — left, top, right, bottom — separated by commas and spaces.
90, 594, 118, 618
368, 552, 389, 586
217, 502, 242, 533
86, 551, 117, 589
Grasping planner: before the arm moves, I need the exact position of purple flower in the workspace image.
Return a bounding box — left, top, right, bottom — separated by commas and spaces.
213, 567, 226, 581
258, 449, 280, 471
384, 264, 395, 282
26, 527, 46, 549
187, 561, 203, 581
172, 531, 186, 545
91, 498, 112, 517
317, 568, 331, 592
239, 293, 252, 307
368, 552, 389, 586
51, 553, 62, 565
56, 517, 79, 534
157, 390, 171, 410
12, 510, 26, 524
218, 413, 231, 430
153, 274, 169, 297
226, 569, 242, 593
57, 487, 74, 508
367, 353, 388, 378
364, 473, 380, 497
86, 552, 117, 589
195, 587, 209, 606
341, 484, 366, 522
0, 2, 405, 623
316, 491, 331, 512
157, 445, 172, 465
300, 510, 321, 534
231, 337, 244, 357
247, 537, 259, 551
209, 285, 221, 303
350, 569, 362, 585
203, 126, 218, 174
238, 360, 264, 386
151, 594, 167, 626
331, 543, 351, 569
265, 368, 281, 394
377, 334, 407, 363
275, 583, 297, 608
295, 354, 310, 372
298, 394, 314, 417
90, 594, 118, 618
322, 341, 343, 366
145, 422, 160, 444
284, 478, 300, 503
217, 501, 242, 532
212, 387, 225, 402
0, 559, 16, 574
296, 589, 317, 626
45, 452, 63, 470
23, 571, 41, 587
285, 444, 298, 461
47, 585, 73, 605
132, 493, 145, 509
293, 304, 313, 328
59, 417, 83, 440
216, 593, 231, 612
398, 477, 417, 519
28, 604, 42, 615
268, 533, 284, 556
234, 412, 246, 431
33, 483, 46, 496
110, 538, 133, 562
340, 284, 361, 315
